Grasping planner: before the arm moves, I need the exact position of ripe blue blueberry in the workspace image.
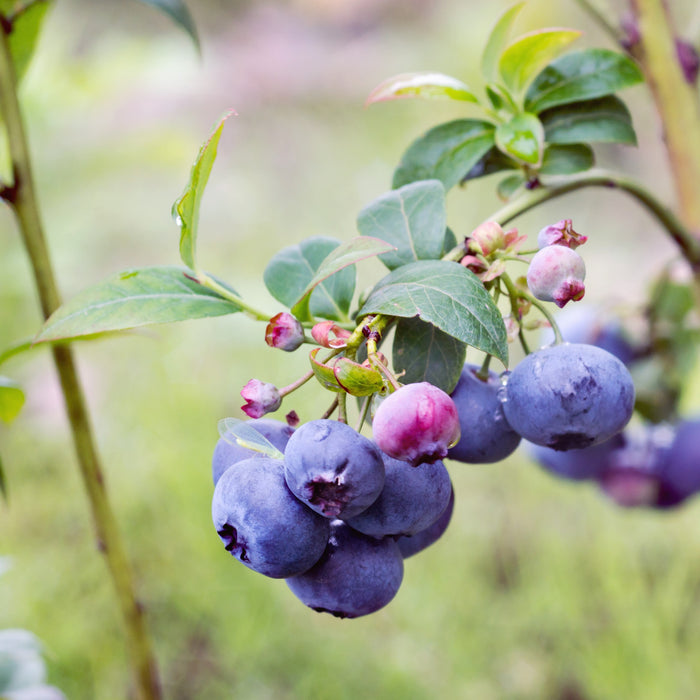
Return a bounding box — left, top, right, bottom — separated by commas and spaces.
656, 418, 700, 506
345, 451, 452, 538
396, 485, 454, 558
286, 520, 404, 618
372, 382, 460, 466
212, 418, 294, 485
283, 419, 385, 520
448, 364, 521, 464
212, 456, 330, 578
502, 343, 635, 451
528, 432, 626, 481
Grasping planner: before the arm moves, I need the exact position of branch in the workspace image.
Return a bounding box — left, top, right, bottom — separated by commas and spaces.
487, 168, 700, 268
0, 17, 162, 700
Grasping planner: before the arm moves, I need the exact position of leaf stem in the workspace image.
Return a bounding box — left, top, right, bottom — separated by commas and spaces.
0, 19, 161, 700
487, 168, 700, 267
197, 272, 271, 321
278, 369, 315, 398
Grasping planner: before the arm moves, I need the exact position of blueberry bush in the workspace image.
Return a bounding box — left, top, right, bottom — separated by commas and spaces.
4, 0, 700, 697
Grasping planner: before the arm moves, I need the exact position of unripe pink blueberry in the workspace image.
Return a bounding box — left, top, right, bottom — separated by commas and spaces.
240, 379, 281, 418
372, 382, 461, 466
265, 312, 304, 351
527, 245, 586, 308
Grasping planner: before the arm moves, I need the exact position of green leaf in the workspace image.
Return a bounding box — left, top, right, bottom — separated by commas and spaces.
35, 266, 241, 342
499, 29, 582, 97
135, 0, 200, 50
442, 227, 458, 256
173, 110, 234, 271
0, 377, 24, 423
495, 112, 544, 166
525, 48, 644, 113
309, 348, 345, 393
485, 84, 518, 115
357, 180, 447, 272
290, 236, 395, 320
332, 357, 385, 396
540, 143, 594, 175
497, 172, 526, 200
393, 317, 467, 393
217, 418, 284, 459
263, 237, 355, 322
365, 72, 478, 105
2, 0, 49, 82
481, 2, 527, 83
541, 95, 637, 145
359, 260, 508, 364
392, 120, 496, 190
461, 147, 518, 184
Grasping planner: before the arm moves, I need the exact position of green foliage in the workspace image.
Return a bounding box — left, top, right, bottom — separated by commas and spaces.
372, 7, 643, 195
524, 49, 644, 114
494, 112, 544, 166
357, 180, 448, 270
392, 120, 495, 189
0, 376, 24, 423
540, 95, 637, 145
173, 111, 234, 272
0, 0, 49, 82
498, 29, 582, 99
365, 71, 478, 104
135, 0, 199, 50
289, 237, 395, 321
359, 260, 508, 365
35, 266, 241, 342
264, 237, 356, 323
392, 317, 466, 393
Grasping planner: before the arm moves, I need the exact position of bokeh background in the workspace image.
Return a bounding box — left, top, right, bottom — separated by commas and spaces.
2, 0, 700, 697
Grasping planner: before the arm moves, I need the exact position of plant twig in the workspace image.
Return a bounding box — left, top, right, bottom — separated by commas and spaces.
488, 168, 700, 268
0, 19, 161, 700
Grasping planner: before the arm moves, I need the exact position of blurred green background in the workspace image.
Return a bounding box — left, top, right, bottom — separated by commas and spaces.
3, 0, 700, 697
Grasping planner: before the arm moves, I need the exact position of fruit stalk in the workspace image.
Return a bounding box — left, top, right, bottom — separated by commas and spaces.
0, 19, 162, 700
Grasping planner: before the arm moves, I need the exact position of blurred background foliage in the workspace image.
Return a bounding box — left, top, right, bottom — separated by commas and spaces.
2, 0, 700, 697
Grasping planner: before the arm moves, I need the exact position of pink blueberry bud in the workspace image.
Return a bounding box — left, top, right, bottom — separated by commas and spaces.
468, 221, 506, 256
537, 219, 587, 249
265, 312, 304, 352
527, 245, 586, 308
241, 379, 282, 418
372, 382, 461, 467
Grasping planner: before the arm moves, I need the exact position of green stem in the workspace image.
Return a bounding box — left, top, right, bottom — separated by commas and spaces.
198, 272, 271, 321
0, 20, 161, 700
278, 369, 315, 398
487, 168, 700, 267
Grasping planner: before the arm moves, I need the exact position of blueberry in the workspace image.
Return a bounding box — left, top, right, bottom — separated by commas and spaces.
286, 520, 404, 618
283, 419, 385, 520
372, 382, 460, 466
212, 456, 330, 578
597, 424, 674, 507
503, 343, 635, 451
345, 451, 452, 538
528, 432, 626, 481
448, 364, 521, 464
396, 485, 455, 558
526, 245, 585, 308
212, 418, 294, 485
656, 418, 700, 505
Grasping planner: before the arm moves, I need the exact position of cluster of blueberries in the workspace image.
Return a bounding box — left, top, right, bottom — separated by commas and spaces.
211, 330, 647, 617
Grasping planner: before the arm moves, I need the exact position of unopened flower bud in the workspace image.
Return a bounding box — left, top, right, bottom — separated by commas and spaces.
241, 379, 282, 418
265, 312, 304, 351
311, 320, 352, 348
537, 219, 587, 249
527, 245, 586, 308
468, 221, 506, 256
